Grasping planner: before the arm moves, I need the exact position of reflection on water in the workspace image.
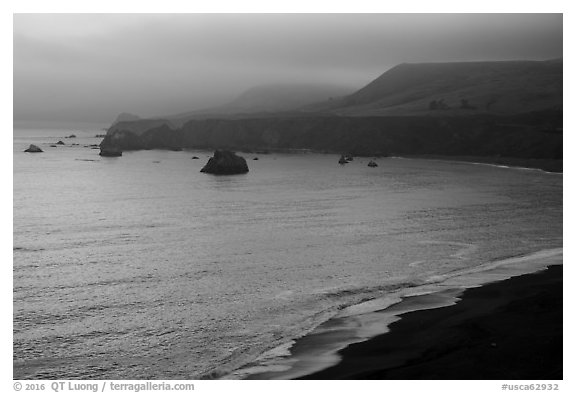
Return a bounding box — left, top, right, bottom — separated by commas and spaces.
13, 129, 562, 379
205, 172, 249, 190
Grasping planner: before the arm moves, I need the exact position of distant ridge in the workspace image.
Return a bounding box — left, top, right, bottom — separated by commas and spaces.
108, 118, 174, 136
109, 59, 562, 130
310, 59, 562, 116
102, 59, 562, 167
164, 83, 354, 127
222, 83, 354, 113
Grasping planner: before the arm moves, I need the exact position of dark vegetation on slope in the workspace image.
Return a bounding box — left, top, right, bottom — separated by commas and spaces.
309, 59, 562, 117
101, 60, 562, 170
101, 109, 562, 162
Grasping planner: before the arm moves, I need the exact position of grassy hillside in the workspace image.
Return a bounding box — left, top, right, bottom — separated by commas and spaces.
310, 60, 562, 116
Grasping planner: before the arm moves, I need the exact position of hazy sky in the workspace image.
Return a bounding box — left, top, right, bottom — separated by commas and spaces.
13, 13, 562, 125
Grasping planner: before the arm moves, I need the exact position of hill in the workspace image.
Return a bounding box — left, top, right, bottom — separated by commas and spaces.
101, 59, 563, 170
164, 83, 354, 126
221, 83, 354, 113
308, 59, 562, 116
107, 118, 174, 136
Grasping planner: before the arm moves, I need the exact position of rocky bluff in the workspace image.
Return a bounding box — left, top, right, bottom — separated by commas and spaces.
200, 150, 249, 175
100, 110, 562, 161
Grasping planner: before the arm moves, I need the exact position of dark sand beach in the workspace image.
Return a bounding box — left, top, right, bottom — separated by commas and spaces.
297, 265, 562, 380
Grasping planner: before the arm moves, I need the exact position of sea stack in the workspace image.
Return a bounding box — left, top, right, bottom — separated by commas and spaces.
24, 144, 43, 153
99, 146, 123, 157
200, 150, 249, 175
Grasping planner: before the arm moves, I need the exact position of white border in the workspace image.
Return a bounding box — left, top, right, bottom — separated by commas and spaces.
4, 3, 572, 391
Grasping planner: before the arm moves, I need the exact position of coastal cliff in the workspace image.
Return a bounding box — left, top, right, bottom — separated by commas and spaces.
100, 59, 562, 169
100, 110, 562, 163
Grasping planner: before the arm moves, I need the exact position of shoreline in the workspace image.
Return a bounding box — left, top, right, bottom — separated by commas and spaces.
395, 154, 562, 174
220, 149, 563, 174
203, 150, 563, 174
93, 135, 563, 174
298, 265, 562, 379
240, 249, 562, 380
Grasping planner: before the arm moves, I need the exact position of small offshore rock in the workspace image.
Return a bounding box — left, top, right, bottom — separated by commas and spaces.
200, 150, 249, 175
56, 141, 65, 145
24, 144, 43, 153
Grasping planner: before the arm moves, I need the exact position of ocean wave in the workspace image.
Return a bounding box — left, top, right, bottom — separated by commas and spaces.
13, 246, 45, 252
391, 156, 562, 175
223, 247, 562, 379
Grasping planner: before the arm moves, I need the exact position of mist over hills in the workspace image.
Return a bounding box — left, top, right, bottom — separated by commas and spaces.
102, 59, 563, 169
108, 118, 175, 136
224, 84, 354, 112
113, 59, 562, 126
107, 83, 352, 132
163, 83, 354, 127
111, 112, 141, 126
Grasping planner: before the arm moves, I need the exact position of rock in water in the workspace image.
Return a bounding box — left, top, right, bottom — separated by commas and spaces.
24, 144, 43, 153
200, 150, 249, 175
368, 160, 378, 167
99, 146, 123, 157
56, 141, 65, 145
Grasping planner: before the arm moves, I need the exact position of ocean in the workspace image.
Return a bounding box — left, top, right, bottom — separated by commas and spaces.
13, 127, 562, 379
